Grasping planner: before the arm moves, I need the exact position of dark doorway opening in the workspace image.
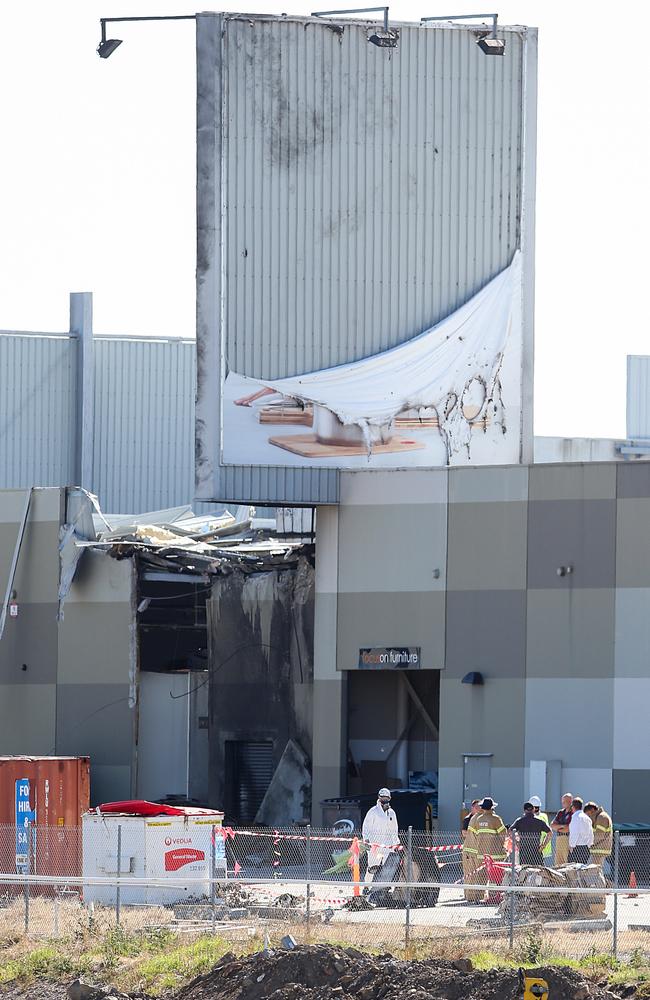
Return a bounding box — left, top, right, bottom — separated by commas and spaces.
224, 739, 275, 823
346, 670, 440, 798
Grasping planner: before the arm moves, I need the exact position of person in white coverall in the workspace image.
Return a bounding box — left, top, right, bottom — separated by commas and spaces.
362, 788, 399, 898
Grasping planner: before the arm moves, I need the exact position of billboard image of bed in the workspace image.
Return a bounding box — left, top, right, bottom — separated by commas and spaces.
195, 13, 537, 500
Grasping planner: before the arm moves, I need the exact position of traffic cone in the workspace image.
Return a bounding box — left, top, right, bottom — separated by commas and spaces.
627, 871, 638, 898
351, 837, 361, 897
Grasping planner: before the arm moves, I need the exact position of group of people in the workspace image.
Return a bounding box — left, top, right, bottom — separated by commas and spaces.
461, 794, 613, 902
357, 787, 614, 908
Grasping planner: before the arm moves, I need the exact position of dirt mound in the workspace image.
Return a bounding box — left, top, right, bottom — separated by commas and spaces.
176, 944, 616, 1000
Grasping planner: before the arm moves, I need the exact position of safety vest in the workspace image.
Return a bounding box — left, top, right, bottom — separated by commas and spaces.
538, 811, 552, 857
465, 810, 507, 861
590, 810, 613, 856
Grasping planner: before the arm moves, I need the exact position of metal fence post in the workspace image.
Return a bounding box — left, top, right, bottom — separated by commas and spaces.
305, 825, 312, 932
509, 834, 516, 950
116, 824, 122, 927
211, 828, 216, 932
24, 823, 32, 934
405, 826, 413, 954
613, 830, 620, 959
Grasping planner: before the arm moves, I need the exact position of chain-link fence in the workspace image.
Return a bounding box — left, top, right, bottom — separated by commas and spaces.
1, 824, 649, 962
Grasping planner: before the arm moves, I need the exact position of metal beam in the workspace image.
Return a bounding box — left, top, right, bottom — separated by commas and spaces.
70, 293, 94, 490
399, 673, 439, 739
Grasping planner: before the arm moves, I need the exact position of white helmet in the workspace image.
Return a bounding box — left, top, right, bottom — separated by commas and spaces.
378, 787, 391, 800
529, 795, 542, 808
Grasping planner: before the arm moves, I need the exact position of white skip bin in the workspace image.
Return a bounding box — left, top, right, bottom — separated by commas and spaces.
82, 804, 226, 905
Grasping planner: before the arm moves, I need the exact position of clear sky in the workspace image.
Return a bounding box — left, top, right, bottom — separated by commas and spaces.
0, 1, 647, 440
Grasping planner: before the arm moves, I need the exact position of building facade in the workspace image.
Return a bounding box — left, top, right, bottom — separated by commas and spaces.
313, 461, 650, 827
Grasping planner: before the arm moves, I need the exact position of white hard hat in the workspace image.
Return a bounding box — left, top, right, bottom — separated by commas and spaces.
378, 788, 391, 799
529, 795, 542, 808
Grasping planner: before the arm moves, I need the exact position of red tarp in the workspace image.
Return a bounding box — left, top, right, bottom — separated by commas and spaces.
96, 800, 223, 818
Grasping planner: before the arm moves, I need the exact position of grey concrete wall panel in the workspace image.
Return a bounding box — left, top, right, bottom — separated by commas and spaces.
616, 500, 650, 588
617, 462, 650, 499
526, 589, 615, 678
336, 591, 443, 669
57, 604, 133, 684
491, 768, 527, 826
527, 499, 616, 589
447, 501, 528, 591
438, 677, 525, 768
339, 470, 448, 506
626, 356, 650, 440
312, 508, 345, 813
612, 769, 650, 824
55, 683, 134, 765
436, 767, 463, 829
338, 504, 446, 593
529, 463, 616, 502
614, 589, 650, 676
559, 769, 612, 813
445, 590, 526, 678
93, 338, 196, 513
195, 13, 536, 503
613, 678, 650, 770
0, 334, 76, 489
0, 604, 59, 685
12, 520, 62, 603
524, 678, 613, 769
337, 592, 445, 671
449, 466, 529, 504
0, 683, 56, 754
89, 765, 132, 807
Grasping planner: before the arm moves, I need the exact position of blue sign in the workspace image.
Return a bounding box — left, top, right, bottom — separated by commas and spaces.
15, 778, 35, 874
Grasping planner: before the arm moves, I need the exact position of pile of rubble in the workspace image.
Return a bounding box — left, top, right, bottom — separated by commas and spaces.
0, 946, 634, 1000
174, 945, 617, 1000
498, 864, 608, 924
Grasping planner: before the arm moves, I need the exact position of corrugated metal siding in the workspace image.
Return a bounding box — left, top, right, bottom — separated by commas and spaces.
195, 14, 532, 504
627, 356, 650, 439
0, 331, 201, 514
0, 334, 76, 488
93, 338, 196, 513
224, 17, 523, 377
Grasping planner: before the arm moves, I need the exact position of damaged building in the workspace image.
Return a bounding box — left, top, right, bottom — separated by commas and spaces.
0, 487, 314, 822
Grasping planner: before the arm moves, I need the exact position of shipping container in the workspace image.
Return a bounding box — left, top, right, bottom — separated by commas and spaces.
0, 756, 90, 883
82, 808, 226, 904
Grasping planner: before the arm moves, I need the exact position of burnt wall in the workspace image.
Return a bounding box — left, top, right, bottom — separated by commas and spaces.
207, 557, 314, 822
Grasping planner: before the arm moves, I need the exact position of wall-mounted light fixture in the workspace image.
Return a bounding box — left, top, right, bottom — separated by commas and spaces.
97, 14, 196, 58
421, 12, 505, 55
556, 565, 574, 578
462, 671, 484, 685
312, 6, 398, 47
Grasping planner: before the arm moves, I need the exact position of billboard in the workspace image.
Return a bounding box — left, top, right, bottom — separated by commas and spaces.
195, 13, 537, 502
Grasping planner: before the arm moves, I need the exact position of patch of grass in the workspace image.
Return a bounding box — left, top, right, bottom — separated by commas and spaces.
0, 945, 92, 984
114, 935, 254, 996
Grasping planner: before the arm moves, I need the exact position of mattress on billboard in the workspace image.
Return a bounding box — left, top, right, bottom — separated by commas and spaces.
222, 252, 521, 469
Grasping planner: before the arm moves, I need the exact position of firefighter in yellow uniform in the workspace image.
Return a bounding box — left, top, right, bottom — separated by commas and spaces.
584, 801, 613, 870
465, 796, 507, 901
461, 799, 481, 901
